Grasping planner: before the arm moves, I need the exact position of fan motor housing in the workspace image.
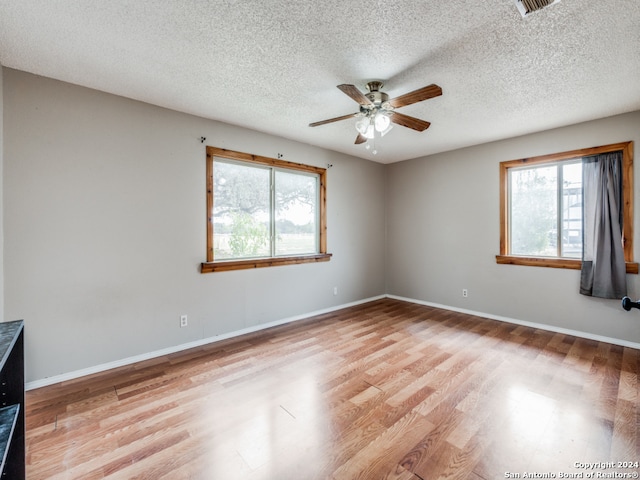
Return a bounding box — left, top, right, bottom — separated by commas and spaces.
365, 82, 388, 105
365, 91, 389, 105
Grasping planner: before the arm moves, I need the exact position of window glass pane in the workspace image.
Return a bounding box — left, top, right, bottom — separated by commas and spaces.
561, 162, 582, 258
275, 170, 318, 256
213, 160, 270, 259
510, 165, 558, 256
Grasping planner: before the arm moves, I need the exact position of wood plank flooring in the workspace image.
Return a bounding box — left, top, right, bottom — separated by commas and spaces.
25, 298, 639, 479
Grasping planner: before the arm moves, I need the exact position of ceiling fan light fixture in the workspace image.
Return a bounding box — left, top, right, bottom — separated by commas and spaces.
380, 123, 393, 137
309, 81, 442, 151
364, 123, 375, 139
355, 115, 370, 135
374, 111, 391, 132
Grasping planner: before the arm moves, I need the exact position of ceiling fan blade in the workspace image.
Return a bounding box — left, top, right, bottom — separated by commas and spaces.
354, 134, 367, 144
337, 84, 373, 105
309, 113, 357, 127
388, 84, 442, 108
390, 112, 431, 132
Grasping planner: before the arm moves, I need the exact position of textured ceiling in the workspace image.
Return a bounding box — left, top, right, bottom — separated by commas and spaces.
1, 0, 639, 163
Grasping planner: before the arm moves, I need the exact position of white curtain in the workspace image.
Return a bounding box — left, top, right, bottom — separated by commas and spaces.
580, 151, 626, 299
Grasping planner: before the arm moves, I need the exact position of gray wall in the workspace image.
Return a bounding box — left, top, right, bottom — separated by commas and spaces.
386, 111, 640, 343
3, 68, 387, 382
4, 66, 640, 384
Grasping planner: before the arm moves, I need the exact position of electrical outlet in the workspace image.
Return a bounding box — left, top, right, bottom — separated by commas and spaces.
462, 289, 468, 298
333, 286, 338, 296
180, 315, 188, 327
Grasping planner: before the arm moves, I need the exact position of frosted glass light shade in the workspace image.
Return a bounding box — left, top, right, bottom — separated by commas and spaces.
355, 116, 370, 135
374, 112, 390, 132
364, 124, 375, 139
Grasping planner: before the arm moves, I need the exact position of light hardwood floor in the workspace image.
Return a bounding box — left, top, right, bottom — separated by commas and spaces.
26, 298, 639, 479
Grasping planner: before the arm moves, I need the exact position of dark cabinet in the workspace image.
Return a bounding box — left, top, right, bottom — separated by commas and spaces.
0, 321, 24, 479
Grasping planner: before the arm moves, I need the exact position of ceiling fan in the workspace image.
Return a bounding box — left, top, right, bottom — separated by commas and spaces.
309, 81, 443, 146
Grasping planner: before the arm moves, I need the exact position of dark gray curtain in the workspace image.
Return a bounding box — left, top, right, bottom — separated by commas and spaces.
580, 151, 626, 298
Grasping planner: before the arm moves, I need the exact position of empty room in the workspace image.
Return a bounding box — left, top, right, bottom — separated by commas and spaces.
0, 0, 639, 479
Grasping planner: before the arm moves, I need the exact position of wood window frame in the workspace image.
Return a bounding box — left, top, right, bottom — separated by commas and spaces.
201, 147, 331, 273
496, 141, 638, 274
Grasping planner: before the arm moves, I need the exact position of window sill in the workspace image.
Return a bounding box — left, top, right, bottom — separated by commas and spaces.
495, 255, 639, 274
201, 253, 332, 273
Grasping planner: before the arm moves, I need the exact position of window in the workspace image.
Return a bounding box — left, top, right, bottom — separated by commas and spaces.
508, 160, 583, 259
496, 141, 637, 273
201, 147, 331, 273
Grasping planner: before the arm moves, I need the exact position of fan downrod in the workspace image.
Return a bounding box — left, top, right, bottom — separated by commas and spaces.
366, 81, 384, 92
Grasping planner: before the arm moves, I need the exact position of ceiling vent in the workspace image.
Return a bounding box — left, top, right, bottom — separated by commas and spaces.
515, 0, 560, 17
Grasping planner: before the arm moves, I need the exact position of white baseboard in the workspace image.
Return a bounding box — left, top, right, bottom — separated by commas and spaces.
25, 295, 386, 391
26, 293, 638, 390
387, 294, 640, 350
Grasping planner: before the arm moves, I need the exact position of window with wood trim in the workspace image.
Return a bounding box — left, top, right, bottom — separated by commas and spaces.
201, 147, 331, 273
496, 141, 637, 273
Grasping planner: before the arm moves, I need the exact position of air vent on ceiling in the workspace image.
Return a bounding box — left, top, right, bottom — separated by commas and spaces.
515, 0, 560, 17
